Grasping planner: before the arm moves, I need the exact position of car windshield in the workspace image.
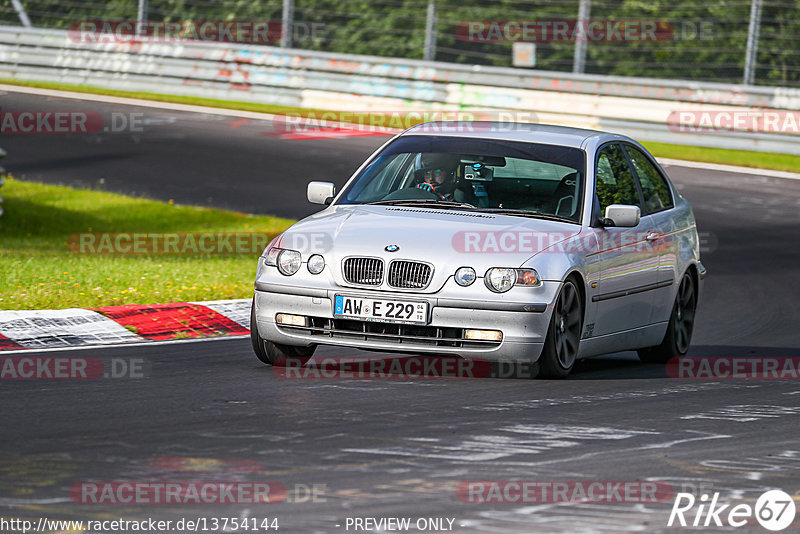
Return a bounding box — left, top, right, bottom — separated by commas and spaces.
338, 135, 586, 222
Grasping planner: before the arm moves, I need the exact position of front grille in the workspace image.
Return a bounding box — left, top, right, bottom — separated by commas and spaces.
388, 261, 432, 289
343, 257, 384, 286
277, 317, 502, 349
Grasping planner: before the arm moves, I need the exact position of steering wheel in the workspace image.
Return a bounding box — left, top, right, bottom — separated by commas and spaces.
381, 187, 441, 201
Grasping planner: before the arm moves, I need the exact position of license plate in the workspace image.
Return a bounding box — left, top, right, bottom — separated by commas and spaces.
334, 295, 428, 325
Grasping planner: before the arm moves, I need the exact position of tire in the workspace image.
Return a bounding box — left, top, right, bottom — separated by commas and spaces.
637, 273, 697, 363
250, 302, 271, 364
538, 279, 583, 379
250, 300, 316, 366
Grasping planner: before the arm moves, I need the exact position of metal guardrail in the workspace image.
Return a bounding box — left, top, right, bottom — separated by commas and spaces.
1, 25, 800, 154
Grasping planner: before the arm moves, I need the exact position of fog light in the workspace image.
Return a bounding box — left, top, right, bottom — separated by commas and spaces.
454, 266, 477, 287
465, 329, 503, 342
307, 254, 325, 274
275, 313, 307, 327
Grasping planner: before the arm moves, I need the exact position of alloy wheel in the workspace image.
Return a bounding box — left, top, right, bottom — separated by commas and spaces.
555, 282, 582, 369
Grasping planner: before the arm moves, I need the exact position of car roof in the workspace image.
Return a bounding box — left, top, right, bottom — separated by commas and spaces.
401, 121, 629, 149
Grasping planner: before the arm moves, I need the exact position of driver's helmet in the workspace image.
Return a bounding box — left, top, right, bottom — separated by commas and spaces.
416, 153, 460, 197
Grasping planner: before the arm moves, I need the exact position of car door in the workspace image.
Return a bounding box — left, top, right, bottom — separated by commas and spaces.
622, 144, 678, 324
588, 143, 661, 337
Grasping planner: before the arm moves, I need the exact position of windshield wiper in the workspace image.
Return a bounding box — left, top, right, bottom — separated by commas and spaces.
477, 208, 576, 223
366, 199, 477, 209
364, 201, 574, 222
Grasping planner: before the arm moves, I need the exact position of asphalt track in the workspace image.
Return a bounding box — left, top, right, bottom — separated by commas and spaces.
2, 89, 800, 533
0, 89, 387, 218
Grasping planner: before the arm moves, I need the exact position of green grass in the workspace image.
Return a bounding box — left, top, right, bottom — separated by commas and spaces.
640, 141, 800, 174
0, 176, 295, 310
3, 78, 800, 173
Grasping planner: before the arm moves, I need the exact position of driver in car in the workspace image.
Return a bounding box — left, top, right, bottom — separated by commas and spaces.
415, 153, 459, 200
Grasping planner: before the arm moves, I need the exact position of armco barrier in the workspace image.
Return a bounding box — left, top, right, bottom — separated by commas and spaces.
1, 25, 800, 154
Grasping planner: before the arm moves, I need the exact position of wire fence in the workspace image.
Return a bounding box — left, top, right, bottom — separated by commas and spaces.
2, 0, 799, 87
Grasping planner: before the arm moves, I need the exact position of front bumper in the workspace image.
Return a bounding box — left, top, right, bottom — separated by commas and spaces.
253, 282, 559, 363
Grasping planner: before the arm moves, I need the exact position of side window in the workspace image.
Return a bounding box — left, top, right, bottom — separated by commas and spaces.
624, 146, 673, 213
595, 144, 640, 215
347, 153, 413, 201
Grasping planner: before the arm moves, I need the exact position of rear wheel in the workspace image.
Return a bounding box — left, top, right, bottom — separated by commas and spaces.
638, 273, 696, 363
538, 279, 583, 379
250, 300, 316, 366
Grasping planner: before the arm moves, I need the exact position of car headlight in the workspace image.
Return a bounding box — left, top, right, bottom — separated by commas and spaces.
277, 249, 302, 276
454, 266, 476, 286
484, 267, 541, 292
307, 254, 325, 274
485, 268, 517, 293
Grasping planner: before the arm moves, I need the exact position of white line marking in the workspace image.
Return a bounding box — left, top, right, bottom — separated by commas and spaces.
0, 497, 71, 505
681, 404, 800, 422
657, 157, 800, 181
344, 424, 661, 461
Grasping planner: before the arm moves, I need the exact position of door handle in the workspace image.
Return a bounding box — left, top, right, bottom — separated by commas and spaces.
645, 232, 665, 241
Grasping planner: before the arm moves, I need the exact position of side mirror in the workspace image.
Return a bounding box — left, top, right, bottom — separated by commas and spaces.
307, 181, 335, 205
603, 204, 640, 228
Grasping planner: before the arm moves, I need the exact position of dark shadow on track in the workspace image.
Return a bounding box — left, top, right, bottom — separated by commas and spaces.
270, 345, 800, 383
568, 345, 800, 380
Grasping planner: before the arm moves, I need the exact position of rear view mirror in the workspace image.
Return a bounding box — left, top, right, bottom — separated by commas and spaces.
603, 204, 640, 227
461, 155, 506, 166
462, 162, 494, 182
307, 181, 336, 205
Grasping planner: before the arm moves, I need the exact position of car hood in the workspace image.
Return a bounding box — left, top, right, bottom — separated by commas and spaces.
282, 205, 580, 291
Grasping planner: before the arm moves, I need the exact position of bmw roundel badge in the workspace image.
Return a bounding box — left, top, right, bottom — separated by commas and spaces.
385, 244, 400, 252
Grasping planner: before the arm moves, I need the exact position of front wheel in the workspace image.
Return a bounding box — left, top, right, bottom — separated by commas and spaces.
538, 279, 583, 379
638, 273, 697, 363
250, 300, 316, 366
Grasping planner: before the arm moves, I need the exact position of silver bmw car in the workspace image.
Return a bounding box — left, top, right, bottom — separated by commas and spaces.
251, 122, 705, 378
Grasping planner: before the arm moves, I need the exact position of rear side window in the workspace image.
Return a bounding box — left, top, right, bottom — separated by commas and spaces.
595, 144, 640, 215
624, 146, 673, 213
492, 158, 575, 181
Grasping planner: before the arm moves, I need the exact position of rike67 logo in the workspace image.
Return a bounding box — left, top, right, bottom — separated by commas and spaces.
669, 490, 796, 531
